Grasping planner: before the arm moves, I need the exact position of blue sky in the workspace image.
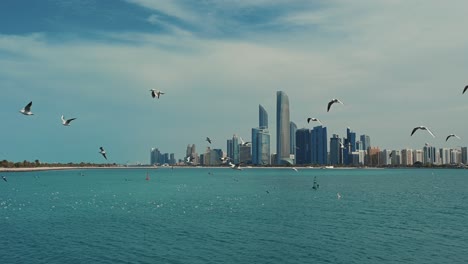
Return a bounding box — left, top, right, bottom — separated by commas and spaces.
1, 0, 468, 164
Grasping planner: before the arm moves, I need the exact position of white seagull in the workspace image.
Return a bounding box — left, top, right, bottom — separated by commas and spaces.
446, 134, 461, 142
61, 115, 77, 126
411, 126, 435, 138
229, 162, 242, 170
150, 89, 164, 99
292, 167, 298, 172
20, 101, 34, 115
307, 118, 323, 125
240, 137, 251, 146
99, 147, 107, 160
327, 99, 344, 112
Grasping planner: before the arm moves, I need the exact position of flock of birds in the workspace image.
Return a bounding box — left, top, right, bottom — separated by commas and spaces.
17, 89, 166, 162
13, 85, 468, 168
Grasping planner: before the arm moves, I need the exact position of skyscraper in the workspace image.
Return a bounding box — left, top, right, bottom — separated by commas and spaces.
259, 104, 268, 128
330, 134, 343, 165
227, 139, 233, 159
290, 121, 297, 159
461, 147, 467, 164
276, 91, 291, 165
295, 128, 311, 165
311, 126, 328, 165
360, 135, 371, 151
252, 127, 271, 165
232, 135, 240, 164
344, 128, 356, 165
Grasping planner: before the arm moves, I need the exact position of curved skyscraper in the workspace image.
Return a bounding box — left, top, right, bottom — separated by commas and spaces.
259, 104, 268, 128
276, 91, 291, 165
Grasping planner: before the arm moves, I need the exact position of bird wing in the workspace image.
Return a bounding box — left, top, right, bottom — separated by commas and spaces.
25, 101, 32, 112
337, 99, 344, 105
61, 115, 65, 122
67, 118, 77, 124
446, 135, 452, 141
327, 101, 333, 112
410, 127, 420, 136
102, 153, 107, 160
426, 128, 435, 138
307, 118, 311, 123
100, 147, 104, 151
151, 91, 156, 98
455, 135, 461, 139
464, 86, 468, 94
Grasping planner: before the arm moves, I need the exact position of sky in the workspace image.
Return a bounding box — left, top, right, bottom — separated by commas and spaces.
1, 0, 468, 164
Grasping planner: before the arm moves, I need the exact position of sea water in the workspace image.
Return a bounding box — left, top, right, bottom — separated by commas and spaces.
0, 168, 467, 264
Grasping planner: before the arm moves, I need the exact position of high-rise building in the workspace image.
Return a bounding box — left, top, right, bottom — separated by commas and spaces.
391, 150, 401, 165
290, 121, 297, 164
227, 139, 233, 159
259, 104, 268, 128
276, 91, 291, 164
329, 134, 343, 165
367, 147, 380, 166
295, 128, 311, 165
150, 148, 161, 165
252, 127, 270, 165
379, 149, 391, 166
240, 145, 252, 164
461, 147, 467, 164
440, 148, 450, 165
232, 135, 240, 164
170, 153, 176, 165
344, 128, 356, 165
413, 149, 424, 163
360, 135, 371, 152
423, 145, 437, 165
401, 149, 413, 166
311, 126, 328, 165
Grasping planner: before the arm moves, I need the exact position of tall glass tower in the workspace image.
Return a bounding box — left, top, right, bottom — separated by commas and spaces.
311, 125, 328, 165
259, 104, 268, 128
290, 121, 297, 157
276, 91, 291, 165
295, 128, 311, 165
330, 134, 343, 165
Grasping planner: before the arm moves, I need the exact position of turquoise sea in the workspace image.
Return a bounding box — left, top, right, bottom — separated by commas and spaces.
0, 168, 467, 264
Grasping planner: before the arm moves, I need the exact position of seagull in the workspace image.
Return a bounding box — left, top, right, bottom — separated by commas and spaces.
61, 115, 77, 126
206, 137, 212, 144
99, 147, 107, 160
240, 137, 251, 146
463, 85, 468, 94
292, 167, 298, 172
150, 89, 164, 99
307, 118, 323, 125
2, 176, 7, 182
337, 193, 342, 200
19, 101, 34, 115
229, 162, 242, 170
411, 126, 435, 138
327, 99, 344, 112
446, 134, 461, 142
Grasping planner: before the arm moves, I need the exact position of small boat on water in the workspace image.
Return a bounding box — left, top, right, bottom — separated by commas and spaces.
312, 176, 319, 190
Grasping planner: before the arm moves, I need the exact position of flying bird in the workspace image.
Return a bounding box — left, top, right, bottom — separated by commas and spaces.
411, 126, 435, 138
292, 167, 298, 172
150, 89, 164, 99
446, 134, 461, 142
2, 176, 7, 182
19, 101, 34, 115
327, 99, 344, 112
99, 147, 107, 160
61, 115, 77, 126
240, 137, 251, 146
463, 85, 468, 94
307, 118, 323, 125
206, 137, 212, 144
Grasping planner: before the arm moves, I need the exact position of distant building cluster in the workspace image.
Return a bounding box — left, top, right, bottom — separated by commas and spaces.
150, 91, 468, 167
150, 148, 176, 166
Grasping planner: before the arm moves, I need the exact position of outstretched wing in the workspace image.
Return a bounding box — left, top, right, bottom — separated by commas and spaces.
410, 127, 419, 136
463, 85, 468, 94
307, 118, 311, 123
25, 101, 32, 112
327, 101, 333, 112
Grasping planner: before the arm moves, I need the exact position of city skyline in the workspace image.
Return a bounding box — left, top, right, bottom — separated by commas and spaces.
1, 1, 468, 163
